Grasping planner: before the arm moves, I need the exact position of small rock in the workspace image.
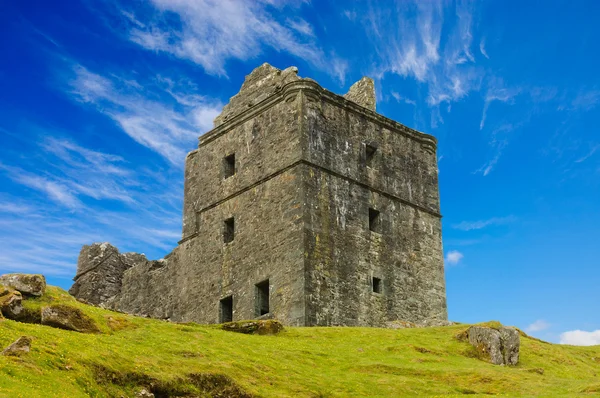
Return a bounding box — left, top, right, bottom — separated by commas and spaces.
467, 326, 520, 365
0, 287, 23, 319
41, 304, 100, 333
2, 336, 32, 356
135, 388, 155, 398
221, 320, 284, 335
0, 273, 46, 297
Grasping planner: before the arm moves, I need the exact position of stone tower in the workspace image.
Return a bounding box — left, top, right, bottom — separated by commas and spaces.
70, 63, 447, 327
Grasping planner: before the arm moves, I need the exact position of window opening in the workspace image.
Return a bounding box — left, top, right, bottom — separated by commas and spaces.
372, 277, 382, 294
365, 143, 377, 166
223, 153, 236, 179
224, 217, 235, 243
369, 208, 381, 233
219, 296, 233, 323
255, 280, 270, 316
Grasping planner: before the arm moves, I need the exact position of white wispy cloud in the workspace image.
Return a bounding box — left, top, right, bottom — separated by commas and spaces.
569, 89, 600, 111
479, 38, 489, 59
475, 118, 528, 176
526, 320, 551, 333
119, 0, 345, 82
0, 164, 82, 209
0, 131, 184, 277
452, 215, 516, 231
391, 91, 417, 106
286, 17, 315, 37
480, 78, 521, 130
67, 64, 222, 164
366, 0, 482, 110
445, 250, 464, 266
559, 330, 600, 346
343, 10, 357, 21
574, 144, 599, 163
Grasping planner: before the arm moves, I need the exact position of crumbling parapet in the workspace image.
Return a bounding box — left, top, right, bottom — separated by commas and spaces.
69, 243, 161, 306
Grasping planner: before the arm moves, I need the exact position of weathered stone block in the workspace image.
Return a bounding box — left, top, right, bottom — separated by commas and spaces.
467, 326, 520, 365
0, 273, 46, 296
69, 243, 145, 305
41, 305, 100, 333
221, 320, 284, 335
0, 287, 23, 319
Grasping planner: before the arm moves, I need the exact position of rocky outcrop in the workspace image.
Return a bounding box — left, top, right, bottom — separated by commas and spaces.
41, 304, 100, 333
344, 77, 376, 111
466, 326, 520, 365
69, 243, 149, 306
0, 273, 46, 296
221, 320, 284, 335
0, 286, 23, 319
2, 336, 32, 356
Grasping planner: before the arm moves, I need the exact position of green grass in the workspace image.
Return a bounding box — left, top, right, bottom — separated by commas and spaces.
1, 286, 599, 397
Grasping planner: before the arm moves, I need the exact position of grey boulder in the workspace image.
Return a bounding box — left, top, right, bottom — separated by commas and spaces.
2, 336, 32, 356
0, 273, 46, 296
41, 304, 100, 333
0, 286, 23, 319
467, 326, 520, 365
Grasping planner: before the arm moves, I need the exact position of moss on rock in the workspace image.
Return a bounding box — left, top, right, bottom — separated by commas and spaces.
41, 304, 100, 333
0, 273, 46, 296
221, 320, 284, 335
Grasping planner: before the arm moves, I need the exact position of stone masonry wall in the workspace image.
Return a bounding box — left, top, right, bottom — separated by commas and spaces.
110, 167, 305, 324
300, 91, 446, 325
302, 167, 446, 325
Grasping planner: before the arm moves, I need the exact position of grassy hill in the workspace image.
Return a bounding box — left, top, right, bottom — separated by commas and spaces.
1, 286, 599, 397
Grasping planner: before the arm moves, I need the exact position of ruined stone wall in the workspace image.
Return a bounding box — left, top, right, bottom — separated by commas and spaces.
110, 166, 305, 324
301, 90, 446, 326
108, 74, 308, 324
302, 168, 446, 325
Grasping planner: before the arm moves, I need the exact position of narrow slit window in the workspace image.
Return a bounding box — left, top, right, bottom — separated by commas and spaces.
195, 212, 201, 233
255, 280, 270, 316
223, 153, 236, 179
369, 208, 381, 233
219, 296, 233, 323
223, 217, 235, 243
365, 143, 377, 166
372, 277, 382, 294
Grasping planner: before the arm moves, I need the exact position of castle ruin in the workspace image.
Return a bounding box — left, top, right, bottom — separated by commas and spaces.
70, 63, 448, 326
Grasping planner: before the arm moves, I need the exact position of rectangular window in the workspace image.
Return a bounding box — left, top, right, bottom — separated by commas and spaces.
369, 208, 381, 233
223, 217, 235, 243
364, 143, 377, 166
223, 153, 236, 179
219, 296, 233, 323
372, 277, 382, 294
255, 279, 270, 316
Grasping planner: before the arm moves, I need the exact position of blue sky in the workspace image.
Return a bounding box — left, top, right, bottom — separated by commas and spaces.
1, 0, 599, 345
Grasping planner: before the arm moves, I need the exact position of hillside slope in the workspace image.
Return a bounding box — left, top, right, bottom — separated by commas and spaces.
1, 286, 599, 397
